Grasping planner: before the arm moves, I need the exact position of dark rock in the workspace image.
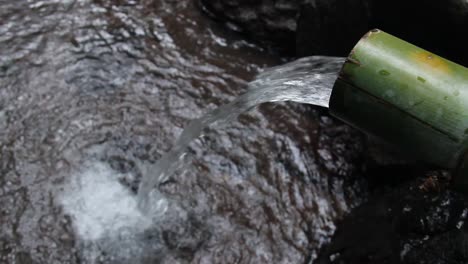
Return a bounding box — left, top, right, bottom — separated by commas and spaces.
200, 0, 468, 65
316, 171, 468, 264
199, 0, 304, 54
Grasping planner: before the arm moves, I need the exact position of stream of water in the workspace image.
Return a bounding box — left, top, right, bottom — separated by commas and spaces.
137, 56, 345, 211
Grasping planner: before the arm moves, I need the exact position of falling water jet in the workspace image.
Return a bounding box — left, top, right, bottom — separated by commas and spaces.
137, 56, 346, 210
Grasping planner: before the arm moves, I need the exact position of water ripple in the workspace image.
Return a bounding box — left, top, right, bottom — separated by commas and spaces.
0, 0, 366, 263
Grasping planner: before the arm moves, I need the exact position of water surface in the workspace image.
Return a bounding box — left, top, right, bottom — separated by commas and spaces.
0, 0, 366, 263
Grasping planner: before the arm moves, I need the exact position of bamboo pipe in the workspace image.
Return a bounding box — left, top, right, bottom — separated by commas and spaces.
329, 29, 468, 189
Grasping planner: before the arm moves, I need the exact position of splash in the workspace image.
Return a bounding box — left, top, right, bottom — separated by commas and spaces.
59, 162, 153, 241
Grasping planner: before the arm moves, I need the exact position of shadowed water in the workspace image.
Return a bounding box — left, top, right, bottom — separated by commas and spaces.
0, 0, 367, 263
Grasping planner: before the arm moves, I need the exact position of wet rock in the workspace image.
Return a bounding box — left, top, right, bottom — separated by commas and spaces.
316, 171, 468, 264
198, 0, 304, 54
200, 0, 468, 65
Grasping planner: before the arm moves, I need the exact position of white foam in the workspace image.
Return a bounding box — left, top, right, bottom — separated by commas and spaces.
59, 162, 152, 241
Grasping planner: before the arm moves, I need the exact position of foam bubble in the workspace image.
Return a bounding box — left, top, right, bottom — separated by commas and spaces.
59, 162, 152, 241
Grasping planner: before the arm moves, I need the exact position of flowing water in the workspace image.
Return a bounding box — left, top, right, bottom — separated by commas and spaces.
137, 56, 345, 210
0, 0, 367, 263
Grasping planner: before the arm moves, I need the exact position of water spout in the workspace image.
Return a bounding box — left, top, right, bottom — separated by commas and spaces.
137, 56, 345, 209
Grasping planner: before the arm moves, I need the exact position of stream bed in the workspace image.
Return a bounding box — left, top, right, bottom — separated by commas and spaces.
0, 0, 367, 263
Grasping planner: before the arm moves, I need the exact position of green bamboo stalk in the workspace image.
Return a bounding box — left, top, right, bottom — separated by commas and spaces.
329, 29, 468, 189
